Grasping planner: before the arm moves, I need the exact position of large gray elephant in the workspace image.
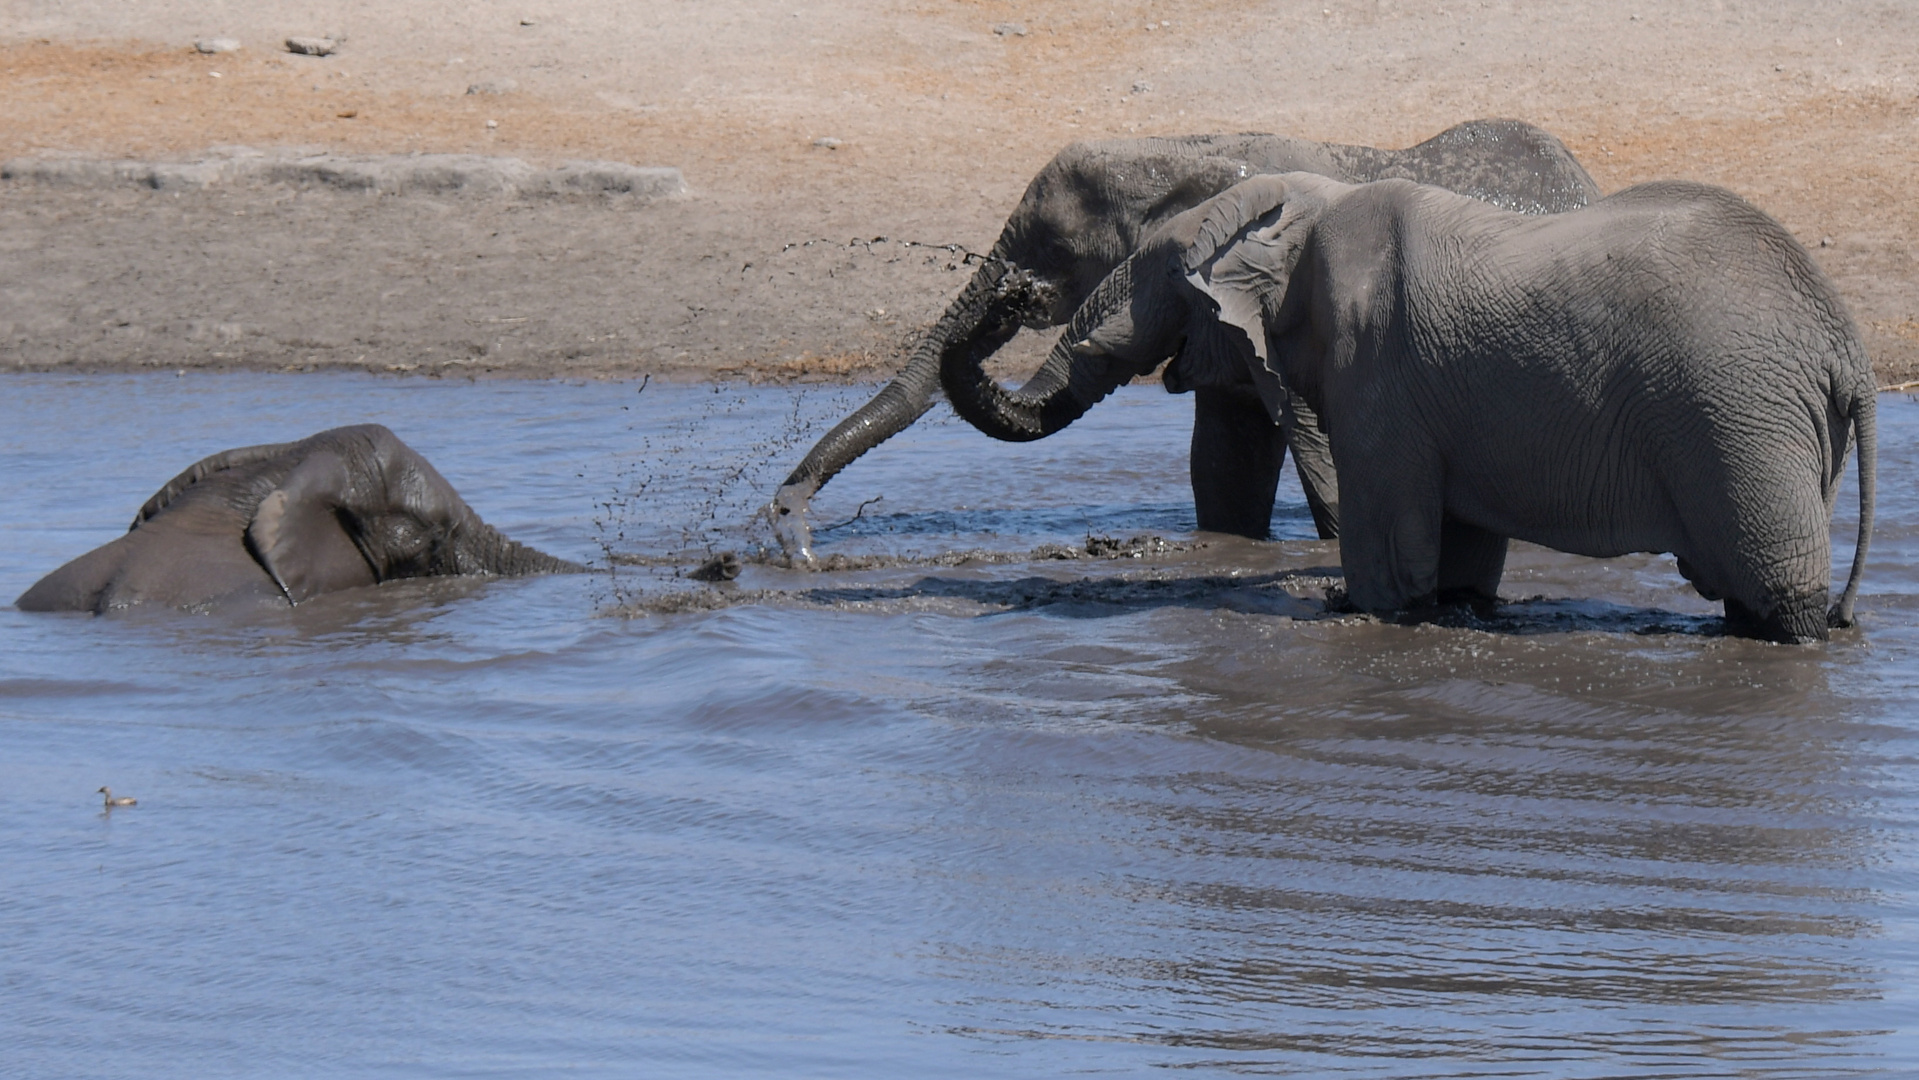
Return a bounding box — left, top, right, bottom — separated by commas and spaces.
767, 119, 1600, 559
17, 424, 579, 614
941, 173, 1875, 643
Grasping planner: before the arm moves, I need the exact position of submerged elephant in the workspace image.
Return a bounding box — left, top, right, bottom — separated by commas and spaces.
18, 424, 580, 614
942, 173, 1875, 643
767, 119, 1600, 558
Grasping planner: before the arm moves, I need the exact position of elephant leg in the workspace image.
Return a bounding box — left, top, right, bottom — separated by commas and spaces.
1281, 393, 1340, 540
1724, 594, 1829, 644
1673, 466, 1835, 644
1190, 386, 1286, 539
1436, 517, 1508, 610
1335, 460, 1444, 615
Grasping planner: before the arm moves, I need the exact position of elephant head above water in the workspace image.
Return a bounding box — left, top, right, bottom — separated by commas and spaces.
765, 119, 1601, 561
17, 423, 580, 614
943, 172, 1876, 643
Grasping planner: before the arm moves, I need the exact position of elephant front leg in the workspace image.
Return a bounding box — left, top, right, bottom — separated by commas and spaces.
1281, 393, 1340, 540
1437, 517, 1508, 612
1190, 386, 1287, 539
1335, 460, 1445, 615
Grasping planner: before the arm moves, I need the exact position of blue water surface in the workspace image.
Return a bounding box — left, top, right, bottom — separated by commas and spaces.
2, 374, 1915, 1078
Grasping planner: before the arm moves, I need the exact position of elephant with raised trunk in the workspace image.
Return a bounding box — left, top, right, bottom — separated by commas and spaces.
942, 173, 1875, 643
767, 119, 1600, 560
18, 424, 579, 614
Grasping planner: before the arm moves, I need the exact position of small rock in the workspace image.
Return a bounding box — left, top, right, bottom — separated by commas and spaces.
519, 18, 536, 26
194, 37, 240, 54
1821, 236, 1835, 247
991, 22, 1027, 36
466, 79, 518, 95
688, 552, 742, 582
485, 119, 499, 129
812, 136, 842, 149
285, 36, 338, 56
1131, 80, 1153, 93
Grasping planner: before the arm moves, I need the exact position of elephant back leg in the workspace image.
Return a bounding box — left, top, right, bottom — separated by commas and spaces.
1190, 386, 1287, 539
16, 538, 129, 612
1672, 465, 1835, 644
1437, 517, 1508, 609
1724, 593, 1829, 644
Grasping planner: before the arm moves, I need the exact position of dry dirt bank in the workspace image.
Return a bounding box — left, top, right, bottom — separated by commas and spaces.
1, 0, 1915, 381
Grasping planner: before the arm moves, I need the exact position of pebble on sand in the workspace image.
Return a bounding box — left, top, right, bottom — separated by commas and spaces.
992, 22, 1028, 37
194, 38, 241, 54
812, 137, 843, 149
466, 79, 518, 95
285, 36, 339, 57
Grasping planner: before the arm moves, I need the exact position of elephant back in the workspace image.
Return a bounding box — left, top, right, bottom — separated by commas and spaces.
1370, 118, 1601, 215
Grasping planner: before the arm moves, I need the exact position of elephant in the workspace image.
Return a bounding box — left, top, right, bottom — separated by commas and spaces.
765, 119, 1600, 560
17, 424, 580, 614
939, 173, 1876, 643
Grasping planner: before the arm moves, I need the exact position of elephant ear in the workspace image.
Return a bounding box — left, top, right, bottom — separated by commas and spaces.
243, 450, 379, 604
1179, 175, 1326, 421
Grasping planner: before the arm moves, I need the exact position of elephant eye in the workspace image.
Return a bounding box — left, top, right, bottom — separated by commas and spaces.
370, 515, 435, 572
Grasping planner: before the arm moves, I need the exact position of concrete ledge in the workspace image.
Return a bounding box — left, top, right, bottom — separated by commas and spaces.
0, 150, 687, 200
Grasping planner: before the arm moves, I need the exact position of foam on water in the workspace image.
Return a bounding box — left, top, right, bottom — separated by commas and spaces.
3, 374, 1916, 1078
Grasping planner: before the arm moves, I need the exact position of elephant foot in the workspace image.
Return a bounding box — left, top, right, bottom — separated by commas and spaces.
1725, 594, 1829, 644
1435, 586, 1501, 619
1384, 589, 1499, 626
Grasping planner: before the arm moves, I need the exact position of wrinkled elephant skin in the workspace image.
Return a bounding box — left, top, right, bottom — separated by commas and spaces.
18, 424, 579, 614
767, 119, 1600, 561
943, 174, 1876, 644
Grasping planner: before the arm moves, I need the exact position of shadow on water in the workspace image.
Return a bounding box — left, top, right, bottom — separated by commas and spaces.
622, 559, 1727, 637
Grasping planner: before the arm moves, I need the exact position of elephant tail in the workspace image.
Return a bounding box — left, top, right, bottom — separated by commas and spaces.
1830, 387, 1876, 629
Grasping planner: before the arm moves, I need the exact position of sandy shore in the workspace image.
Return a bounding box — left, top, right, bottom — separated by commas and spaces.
2, 0, 1915, 382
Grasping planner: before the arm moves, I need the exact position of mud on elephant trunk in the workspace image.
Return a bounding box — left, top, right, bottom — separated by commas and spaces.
938, 257, 1149, 443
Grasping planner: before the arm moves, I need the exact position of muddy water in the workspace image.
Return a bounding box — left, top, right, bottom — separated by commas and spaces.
2, 373, 1915, 1078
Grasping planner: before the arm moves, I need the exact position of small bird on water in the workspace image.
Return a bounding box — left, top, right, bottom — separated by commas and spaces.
98, 786, 136, 808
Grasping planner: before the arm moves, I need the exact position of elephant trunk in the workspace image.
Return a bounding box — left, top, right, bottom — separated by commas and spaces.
449, 520, 583, 577
940, 256, 1141, 442
766, 249, 1025, 561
